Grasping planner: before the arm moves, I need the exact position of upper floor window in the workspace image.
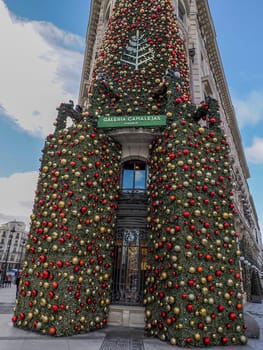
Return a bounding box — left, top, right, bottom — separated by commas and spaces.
178, 1, 186, 22
121, 160, 147, 193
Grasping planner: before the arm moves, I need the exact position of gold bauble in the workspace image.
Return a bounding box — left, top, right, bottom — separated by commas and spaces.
40, 298, 47, 307
227, 279, 234, 287
80, 316, 86, 323
188, 293, 195, 301
170, 338, 176, 345
41, 315, 48, 323
94, 215, 100, 222
169, 296, 175, 304
52, 245, 58, 251
72, 257, 79, 265
145, 309, 152, 318
236, 325, 241, 332
199, 308, 207, 316
205, 316, 212, 323
224, 293, 231, 300
36, 321, 42, 330
42, 166, 49, 173
185, 251, 192, 258
161, 272, 168, 280
200, 277, 207, 284
208, 297, 214, 304
33, 309, 39, 316
173, 307, 180, 315
194, 333, 201, 341
69, 275, 75, 282
240, 336, 247, 344
222, 212, 229, 219
58, 201, 65, 208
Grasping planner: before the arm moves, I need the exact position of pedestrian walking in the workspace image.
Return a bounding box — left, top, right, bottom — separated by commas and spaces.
7, 275, 12, 287
4, 275, 8, 288
15, 273, 21, 298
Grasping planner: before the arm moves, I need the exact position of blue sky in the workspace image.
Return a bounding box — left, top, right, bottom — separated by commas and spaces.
0, 0, 263, 237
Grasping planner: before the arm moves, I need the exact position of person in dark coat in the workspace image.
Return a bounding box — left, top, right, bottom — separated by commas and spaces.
15, 274, 21, 298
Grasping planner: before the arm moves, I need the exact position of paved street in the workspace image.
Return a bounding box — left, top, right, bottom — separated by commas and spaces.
0, 284, 263, 350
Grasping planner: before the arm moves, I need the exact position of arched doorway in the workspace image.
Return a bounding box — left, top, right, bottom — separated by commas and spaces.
111, 160, 148, 306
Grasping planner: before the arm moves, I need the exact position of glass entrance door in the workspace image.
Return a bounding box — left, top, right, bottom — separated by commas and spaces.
111, 228, 147, 305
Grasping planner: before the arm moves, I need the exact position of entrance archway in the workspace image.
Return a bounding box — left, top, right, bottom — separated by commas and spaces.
111, 160, 148, 306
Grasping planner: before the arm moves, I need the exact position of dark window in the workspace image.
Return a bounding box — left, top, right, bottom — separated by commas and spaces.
178, 1, 185, 22
122, 160, 147, 192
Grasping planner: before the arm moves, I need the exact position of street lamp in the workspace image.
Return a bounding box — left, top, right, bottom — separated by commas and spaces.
1, 226, 15, 286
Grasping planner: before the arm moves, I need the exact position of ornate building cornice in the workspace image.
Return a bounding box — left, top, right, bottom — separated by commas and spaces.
79, 0, 102, 105
196, 1, 250, 179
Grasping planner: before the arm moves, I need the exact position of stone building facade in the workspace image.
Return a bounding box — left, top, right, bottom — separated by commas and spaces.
78, 0, 262, 325
0, 221, 27, 283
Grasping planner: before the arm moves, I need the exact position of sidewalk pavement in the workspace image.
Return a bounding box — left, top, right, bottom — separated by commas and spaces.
0, 284, 263, 350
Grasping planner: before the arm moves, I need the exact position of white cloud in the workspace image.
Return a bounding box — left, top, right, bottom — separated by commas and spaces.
245, 137, 263, 164
232, 90, 263, 128
32, 21, 85, 52
0, 0, 84, 137
0, 171, 38, 228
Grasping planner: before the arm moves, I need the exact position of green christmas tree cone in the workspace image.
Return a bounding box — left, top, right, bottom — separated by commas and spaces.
145, 99, 247, 346
88, 0, 190, 119
12, 111, 121, 336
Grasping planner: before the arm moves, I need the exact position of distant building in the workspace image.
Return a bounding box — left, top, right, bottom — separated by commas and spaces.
78, 0, 262, 324
0, 221, 27, 281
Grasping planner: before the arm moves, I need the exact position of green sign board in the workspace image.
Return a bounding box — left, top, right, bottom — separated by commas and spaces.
97, 115, 166, 128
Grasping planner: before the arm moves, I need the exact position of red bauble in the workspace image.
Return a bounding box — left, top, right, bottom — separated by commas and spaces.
57, 260, 63, 268
203, 337, 211, 346
215, 270, 223, 277
159, 291, 165, 299
12, 315, 18, 323
49, 327, 56, 335
186, 304, 193, 312
209, 117, 216, 124
221, 336, 228, 345
185, 337, 192, 344
228, 312, 237, 320
31, 289, 38, 297
81, 206, 87, 213
198, 322, 204, 329
24, 280, 30, 287
48, 291, 55, 299
161, 311, 167, 318
217, 305, 225, 313
52, 304, 59, 312
166, 242, 173, 250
